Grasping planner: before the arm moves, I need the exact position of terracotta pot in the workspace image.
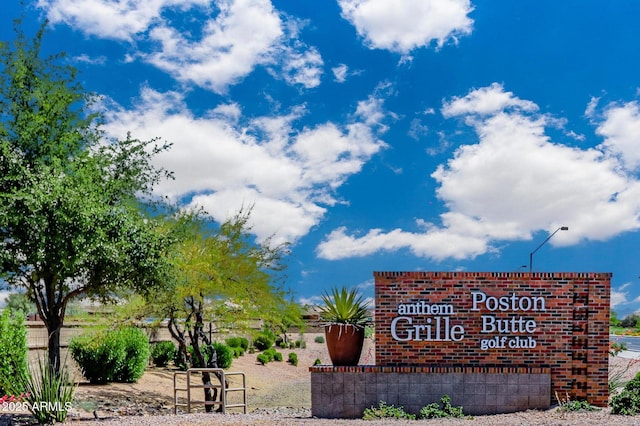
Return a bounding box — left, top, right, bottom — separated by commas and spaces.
324, 324, 365, 366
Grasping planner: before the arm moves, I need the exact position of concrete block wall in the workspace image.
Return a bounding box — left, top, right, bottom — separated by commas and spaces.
374, 271, 610, 406
309, 365, 550, 418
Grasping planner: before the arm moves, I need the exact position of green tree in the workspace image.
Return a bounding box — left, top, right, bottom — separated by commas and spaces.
4, 292, 36, 315
0, 20, 171, 371
611, 310, 621, 327
154, 207, 295, 411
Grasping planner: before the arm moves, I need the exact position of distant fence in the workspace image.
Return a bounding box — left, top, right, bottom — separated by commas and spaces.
25, 321, 175, 350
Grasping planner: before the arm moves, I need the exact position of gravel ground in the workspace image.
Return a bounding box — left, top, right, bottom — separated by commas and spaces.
2, 339, 640, 425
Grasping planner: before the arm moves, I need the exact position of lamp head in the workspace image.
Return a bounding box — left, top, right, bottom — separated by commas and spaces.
560, 226, 568, 231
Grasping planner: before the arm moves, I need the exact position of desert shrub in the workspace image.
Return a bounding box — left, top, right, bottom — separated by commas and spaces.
273, 351, 283, 362
314, 336, 325, 344
231, 346, 245, 358
313, 358, 322, 366
257, 353, 270, 365
253, 333, 274, 351
418, 395, 464, 419
279, 340, 287, 348
150, 341, 176, 367
112, 327, 149, 383
558, 399, 598, 412
363, 401, 415, 420
70, 330, 124, 384
70, 326, 149, 383
263, 348, 277, 362
288, 352, 298, 366
213, 342, 234, 369
611, 373, 640, 415
226, 337, 249, 351
0, 309, 28, 396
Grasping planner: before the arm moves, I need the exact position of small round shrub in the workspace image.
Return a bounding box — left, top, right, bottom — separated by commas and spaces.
151, 341, 176, 367
112, 327, 150, 383
611, 373, 640, 415
231, 346, 245, 358
314, 336, 325, 344
70, 330, 123, 384
213, 342, 234, 369
273, 351, 283, 362
288, 352, 298, 366
70, 326, 149, 384
313, 358, 322, 366
225, 337, 249, 351
256, 353, 269, 365
253, 333, 274, 351
263, 348, 277, 362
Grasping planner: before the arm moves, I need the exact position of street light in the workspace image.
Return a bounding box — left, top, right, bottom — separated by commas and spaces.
529, 226, 568, 272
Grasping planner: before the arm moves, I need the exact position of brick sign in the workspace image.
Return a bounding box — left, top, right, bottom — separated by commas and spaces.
374, 271, 610, 406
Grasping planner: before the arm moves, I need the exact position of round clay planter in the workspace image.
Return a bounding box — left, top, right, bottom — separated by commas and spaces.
324, 324, 365, 366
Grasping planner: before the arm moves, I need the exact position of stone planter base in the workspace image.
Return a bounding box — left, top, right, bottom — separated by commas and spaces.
309, 365, 551, 418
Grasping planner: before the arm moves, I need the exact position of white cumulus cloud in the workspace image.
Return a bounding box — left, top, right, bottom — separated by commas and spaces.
317, 84, 640, 261
102, 87, 389, 245
338, 0, 474, 53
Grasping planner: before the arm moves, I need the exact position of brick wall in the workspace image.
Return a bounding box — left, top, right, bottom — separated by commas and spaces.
374, 271, 610, 406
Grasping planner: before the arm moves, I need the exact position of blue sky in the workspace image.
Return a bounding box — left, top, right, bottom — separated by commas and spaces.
2, 0, 640, 317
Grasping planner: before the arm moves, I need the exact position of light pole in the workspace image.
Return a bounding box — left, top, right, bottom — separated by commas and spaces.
529, 226, 568, 272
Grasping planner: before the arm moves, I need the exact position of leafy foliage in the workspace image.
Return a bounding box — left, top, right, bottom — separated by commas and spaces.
69, 327, 149, 383
0, 309, 28, 396
611, 373, 640, 415
225, 337, 249, 351
314, 336, 325, 344
418, 395, 464, 419
150, 341, 177, 367
253, 333, 274, 351
213, 343, 234, 369
112, 327, 150, 383
0, 19, 172, 371
4, 293, 36, 315
319, 287, 370, 326
8, 356, 76, 424
288, 352, 298, 366
362, 401, 416, 420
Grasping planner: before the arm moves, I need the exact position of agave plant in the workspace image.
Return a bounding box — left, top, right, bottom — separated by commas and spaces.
319, 286, 370, 327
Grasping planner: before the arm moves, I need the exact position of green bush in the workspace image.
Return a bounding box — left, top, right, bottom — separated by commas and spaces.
150, 341, 176, 367
558, 399, 598, 412
70, 326, 149, 384
0, 309, 28, 396
418, 395, 464, 419
114, 327, 150, 383
213, 342, 234, 369
253, 333, 274, 351
231, 346, 245, 358
363, 401, 416, 420
225, 337, 249, 351
611, 373, 640, 415
288, 352, 298, 366
273, 351, 283, 362
69, 331, 123, 384
263, 348, 277, 362
257, 353, 269, 365
313, 358, 322, 366
314, 336, 325, 344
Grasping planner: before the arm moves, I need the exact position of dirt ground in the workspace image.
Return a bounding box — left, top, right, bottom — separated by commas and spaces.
65, 333, 376, 421
5, 336, 639, 425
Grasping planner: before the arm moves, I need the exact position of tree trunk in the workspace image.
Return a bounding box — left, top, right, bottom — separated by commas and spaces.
45, 315, 62, 373
168, 317, 189, 370
191, 310, 224, 413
